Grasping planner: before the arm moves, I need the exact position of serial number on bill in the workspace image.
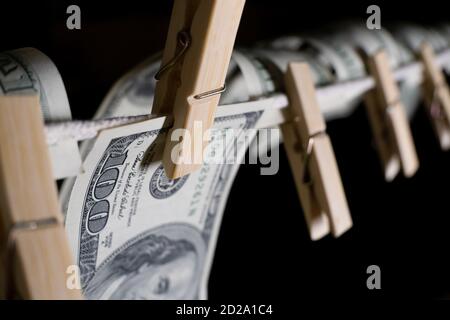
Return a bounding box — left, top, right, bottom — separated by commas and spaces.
176, 304, 273, 317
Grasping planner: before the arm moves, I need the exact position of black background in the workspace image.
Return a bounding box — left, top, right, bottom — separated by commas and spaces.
2, 0, 450, 301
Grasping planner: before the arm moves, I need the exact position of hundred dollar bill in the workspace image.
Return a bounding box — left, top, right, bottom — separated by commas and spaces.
313, 24, 409, 114
265, 34, 366, 81
64, 94, 283, 299
392, 24, 449, 54
62, 45, 285, 300
253, 47, 334, 86
266, 32, 368, 116
60, 50, 277, 210
390, 24, 450, 117
60, 54, 162, 210
0, 47, 81, 179
331, 22, 406, 67
326, 23, 425, 118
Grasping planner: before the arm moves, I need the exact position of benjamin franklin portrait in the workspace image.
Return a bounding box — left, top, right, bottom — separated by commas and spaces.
85, 224, 206, 300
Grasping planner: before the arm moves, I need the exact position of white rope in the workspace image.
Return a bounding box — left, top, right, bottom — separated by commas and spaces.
44, 49, 450, 145
45, 114, 153, 145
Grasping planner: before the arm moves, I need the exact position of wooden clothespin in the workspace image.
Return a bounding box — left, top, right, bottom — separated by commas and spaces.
363, 50, 419, 181
152, 0, 246, 179
281, 63, 353, 240
0, 96, 82, 299
419, 42, 450, 150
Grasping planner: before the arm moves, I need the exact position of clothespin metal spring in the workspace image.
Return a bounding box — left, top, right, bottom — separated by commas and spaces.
282, 62, 353, 240
154, 30, 191, 81
154, 29, 227, 101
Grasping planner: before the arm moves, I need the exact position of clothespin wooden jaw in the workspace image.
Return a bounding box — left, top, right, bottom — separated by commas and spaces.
152, 0, 246, 179
0, 96, 82, 299
363, 50, 419, 181
419, 42, 450, 150
281, 63, 352, 240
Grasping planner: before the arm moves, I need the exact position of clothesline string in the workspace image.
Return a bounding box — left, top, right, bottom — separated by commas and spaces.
44, 48, 450, 145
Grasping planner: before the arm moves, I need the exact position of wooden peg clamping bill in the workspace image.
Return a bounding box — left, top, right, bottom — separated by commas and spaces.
364, 50, 419, 181
0, 95, 82, 300
152, 0, 246, 179
419, 42, 450, 150
281, 63, 353, 240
